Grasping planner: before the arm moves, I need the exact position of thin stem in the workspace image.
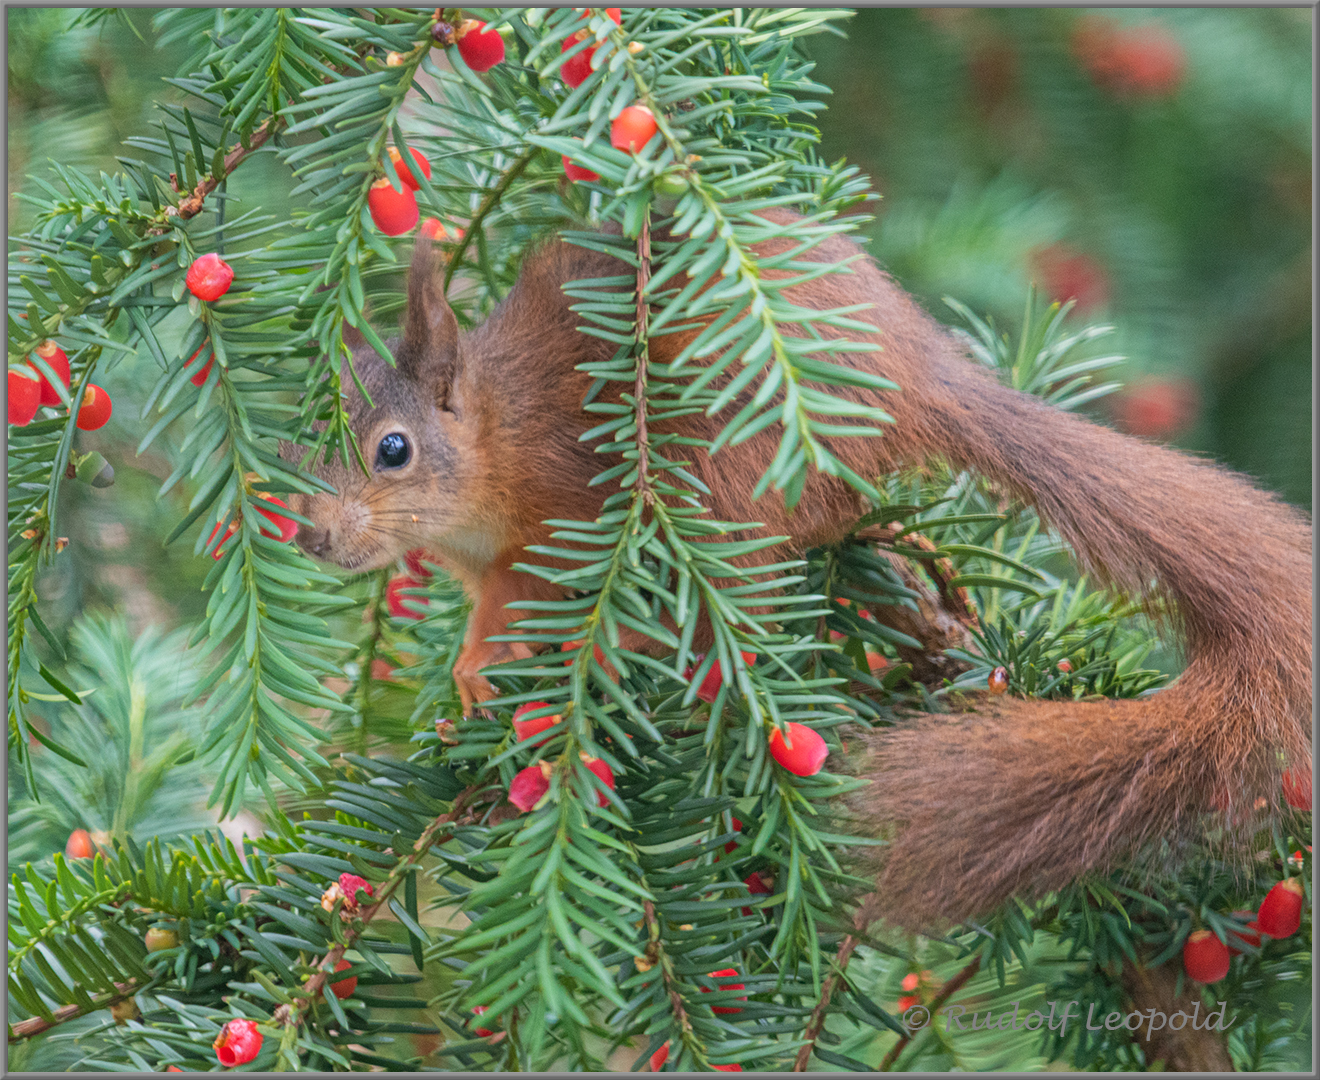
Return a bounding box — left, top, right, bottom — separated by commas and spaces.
295, 784, 481, 1009
642, 898, 697, 1063
634, 208, 654, 505
441, 148, 536, 294
174, 117, 282, 221
877, 954, 982, 1072
8, 981, 139, 1043
793, 930, 862, 1071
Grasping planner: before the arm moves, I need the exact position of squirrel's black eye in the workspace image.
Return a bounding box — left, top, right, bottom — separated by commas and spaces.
375, 432, 411, 470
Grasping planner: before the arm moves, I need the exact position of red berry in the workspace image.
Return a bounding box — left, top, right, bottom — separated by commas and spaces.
611, 105, 658, 153
1257, 878, 1304, 939
1030, 243, 1109, 313
513, 701, 562, 746
386, 575, 427, 620
145, 927, 179, 952
1110, 377, 1198, 440
404, 548, 434, 578
419, 217, 446, 241
560, 30, 594, 88
255, 495, 298, 544
561, 639, 606, 666
897, 994, 920, 1012
1072, 17, 1184, 98
370, 658, 395, 681
186, 253, 234, 302
368, 178, 420, 236
338, 873, 374, 907
563, 154, 600, 183
712, 1065, 741, 1073
724, 816, 743, 855
1056, 659, 1073, 674
767, 722, 828, 777
1114, 29, 1184, 96
76, 384, 113, 431
387, 146, 432, 190
329, 958, 357, 999
1283, 767, 1312, 810
744, 870, 771, 895
168, 1067, 183, 1072
207, 520, 238, 560
701, 967, 746, 1014
1182, 929, 1230, 983
1227, 912, 1262, 954
8, 369, 41, 426
187, 345, 214, 387
471, 1005, 495, 1037
900, 972, 920, 992
65, 829, 95, 860
649, 1042, 669, 1071
509, 764, 551, 812
581, 755, 616, 807
605, 8, 622, 24
456, 20, 505, 72
31, 340, 70, 405
213, 1018, 262, 1067
686, 651, 757, 704
988, 666, 1009, 694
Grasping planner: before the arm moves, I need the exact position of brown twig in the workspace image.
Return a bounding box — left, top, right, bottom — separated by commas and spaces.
634, 210, 654, 505
296, 784, 482, 1010
642, 899, 693, 1055
8, 981, 139, 1043
172, 117, 284, 221
793, 932, 862, 1070
441, 148, 535, 293
877, 954, 982, 1072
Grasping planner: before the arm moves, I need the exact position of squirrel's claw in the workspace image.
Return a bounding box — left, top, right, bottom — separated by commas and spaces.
455, 639, 535, 716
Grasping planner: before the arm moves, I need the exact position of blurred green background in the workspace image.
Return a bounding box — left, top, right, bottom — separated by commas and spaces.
6, 8, 1312, 1069
8, 6, 1310, 648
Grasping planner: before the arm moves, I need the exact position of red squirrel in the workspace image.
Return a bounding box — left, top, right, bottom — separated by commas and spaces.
287, 208, 1311, 925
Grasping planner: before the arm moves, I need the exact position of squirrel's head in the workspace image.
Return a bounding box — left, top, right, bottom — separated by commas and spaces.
282, 240, 488, 572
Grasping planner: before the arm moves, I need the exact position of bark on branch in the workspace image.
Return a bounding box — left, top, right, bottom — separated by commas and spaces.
8, 981, 139, 1043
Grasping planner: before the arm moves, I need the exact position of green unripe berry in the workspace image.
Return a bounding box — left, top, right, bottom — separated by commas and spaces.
145, 926, 179, 952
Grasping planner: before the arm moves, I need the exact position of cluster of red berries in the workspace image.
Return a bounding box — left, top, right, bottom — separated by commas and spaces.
367, 146, 434, 235
370, 12, 655, 227
184, 253, 300, 560
684, 652, 829, 776
895, 969, 935, 1013
8, 340, 112, 431
509, 752, 616, 813
1183, 768, 1309, 982
556, 11, 657, 183
648, 1041, 742, 1072
1183, 876, 1306, 983
1071, 16, 1186, 98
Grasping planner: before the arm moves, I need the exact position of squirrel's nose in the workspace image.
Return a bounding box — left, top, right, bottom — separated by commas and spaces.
297, 524, 334, 559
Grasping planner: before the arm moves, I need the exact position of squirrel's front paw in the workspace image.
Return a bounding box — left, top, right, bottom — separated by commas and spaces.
454, 641, 534, 715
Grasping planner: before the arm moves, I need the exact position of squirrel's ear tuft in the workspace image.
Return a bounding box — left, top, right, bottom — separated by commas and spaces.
400, 236, 460, 408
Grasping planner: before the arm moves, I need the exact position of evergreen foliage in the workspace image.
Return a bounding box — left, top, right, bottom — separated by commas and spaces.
7, 6, 1310, 1072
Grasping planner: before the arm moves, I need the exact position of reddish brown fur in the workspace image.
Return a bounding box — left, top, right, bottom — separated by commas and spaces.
290, 209, 1311, 926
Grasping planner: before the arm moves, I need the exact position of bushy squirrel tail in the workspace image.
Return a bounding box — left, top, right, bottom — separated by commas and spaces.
863, 350, 1312, 926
